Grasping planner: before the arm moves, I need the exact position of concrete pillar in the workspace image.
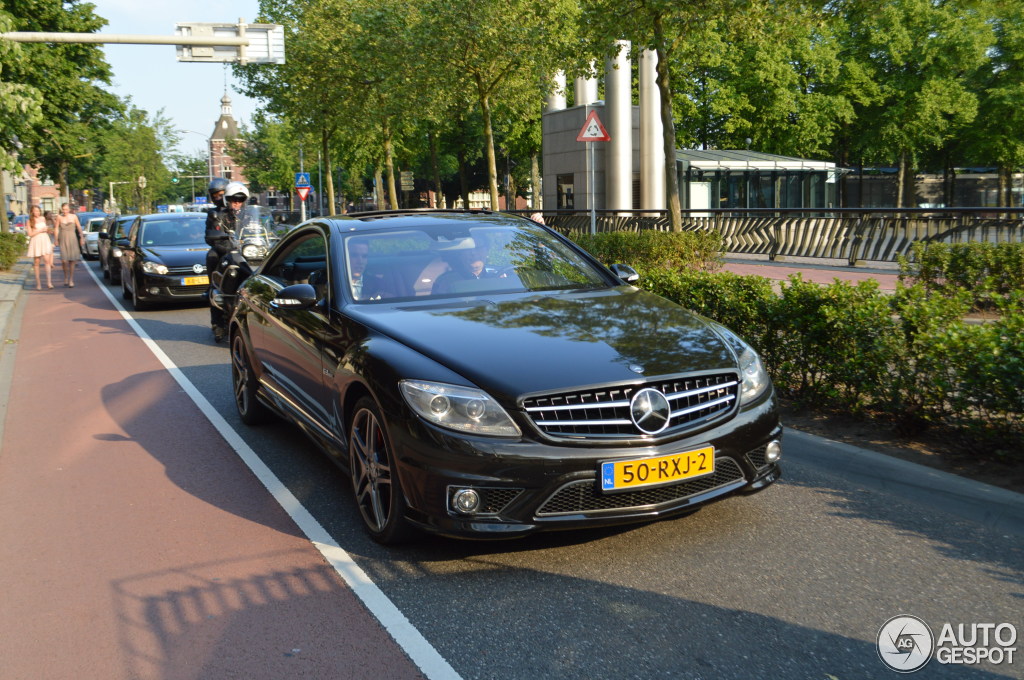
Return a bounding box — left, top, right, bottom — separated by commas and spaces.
546, 71, 567, 112
640, 49, 666, 211
605, 40, 632, 212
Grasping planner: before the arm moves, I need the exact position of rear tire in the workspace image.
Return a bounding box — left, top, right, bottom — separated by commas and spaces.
231, 332, 270, 425
349, 397, 411, 545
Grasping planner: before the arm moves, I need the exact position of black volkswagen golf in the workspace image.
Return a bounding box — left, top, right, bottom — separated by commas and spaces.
117, 212, 211, 310
230, 210, 781, 543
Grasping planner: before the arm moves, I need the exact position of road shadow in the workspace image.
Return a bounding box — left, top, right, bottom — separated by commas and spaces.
98, 368, 305, 540
782, 460, 1024, 600
104, 551, 1012, 680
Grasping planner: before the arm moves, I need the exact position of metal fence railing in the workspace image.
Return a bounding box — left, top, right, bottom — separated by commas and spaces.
515, 208, 1024, 265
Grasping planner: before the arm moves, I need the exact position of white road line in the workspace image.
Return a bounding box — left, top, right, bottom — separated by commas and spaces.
86, 264, 461, 680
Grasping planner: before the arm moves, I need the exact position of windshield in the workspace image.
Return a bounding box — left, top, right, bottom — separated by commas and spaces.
139, 216, 207, 246
343, 221, 609, 302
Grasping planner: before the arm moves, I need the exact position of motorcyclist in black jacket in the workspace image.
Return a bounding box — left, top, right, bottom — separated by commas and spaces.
206, 180, 249, 341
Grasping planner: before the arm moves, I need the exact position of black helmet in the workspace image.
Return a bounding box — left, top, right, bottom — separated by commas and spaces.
207, 177, 230, 207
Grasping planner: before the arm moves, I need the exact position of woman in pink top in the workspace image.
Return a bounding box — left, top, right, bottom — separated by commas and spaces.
25, 205, 54, 290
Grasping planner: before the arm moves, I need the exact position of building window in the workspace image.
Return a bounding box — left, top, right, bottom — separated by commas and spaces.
556, 173, 574, 209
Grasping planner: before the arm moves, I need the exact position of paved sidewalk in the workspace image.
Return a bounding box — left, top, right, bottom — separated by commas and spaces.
721, 255, 900, 291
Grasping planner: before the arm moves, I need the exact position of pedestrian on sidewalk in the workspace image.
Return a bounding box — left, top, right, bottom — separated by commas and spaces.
55, 203, 84, 288
25, 205, 54, 290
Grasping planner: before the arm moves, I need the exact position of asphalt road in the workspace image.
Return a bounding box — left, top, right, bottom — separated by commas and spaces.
5, 259, 1023, 680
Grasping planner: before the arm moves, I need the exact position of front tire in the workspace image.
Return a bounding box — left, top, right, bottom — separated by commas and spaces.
231, 332, 269, 425
131, 276, 149, 311
349, 397, 411, 545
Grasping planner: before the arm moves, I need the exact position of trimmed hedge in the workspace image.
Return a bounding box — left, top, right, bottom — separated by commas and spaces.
572, 231, 1023, 457
0, 232, 26, 270
568, 228, 724, 272
898, 241, 1024, 308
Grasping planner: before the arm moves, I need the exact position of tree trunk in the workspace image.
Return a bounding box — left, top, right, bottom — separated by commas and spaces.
531, 153, 541, 209
476, 77, 500, 210
382, 120, 398, 210
322, 127, 335, 216
653, 20, 681, 232
429, 131, 443, 208
896, 150, 907, 208
458, 144, 469, 210
374, 167, 385, 209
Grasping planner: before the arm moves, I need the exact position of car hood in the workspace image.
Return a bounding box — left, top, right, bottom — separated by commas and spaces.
352, 287, 738, 399
142, 245, 208, 266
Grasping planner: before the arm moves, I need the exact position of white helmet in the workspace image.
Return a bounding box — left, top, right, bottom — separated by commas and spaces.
224, 181, 249, 203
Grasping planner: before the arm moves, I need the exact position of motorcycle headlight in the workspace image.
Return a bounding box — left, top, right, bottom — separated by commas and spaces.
141, 261, 168, 275
241, 244, 259, 259
400, 380, 521, 437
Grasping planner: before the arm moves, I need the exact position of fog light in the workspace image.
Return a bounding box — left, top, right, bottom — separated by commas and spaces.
765, 440, 782, 463
148, 287, 160, 295
452, 489, 480, 514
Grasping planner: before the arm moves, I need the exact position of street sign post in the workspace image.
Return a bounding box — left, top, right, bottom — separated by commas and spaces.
577, 110, 611, 234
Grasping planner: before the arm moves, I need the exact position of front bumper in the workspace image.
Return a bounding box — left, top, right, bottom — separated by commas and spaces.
389, 394, 782, 539
135, 271, 210, 302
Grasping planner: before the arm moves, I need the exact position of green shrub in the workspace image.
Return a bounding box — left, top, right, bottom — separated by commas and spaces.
569, 229, 724, 272
636, 264, 1022, 455
898, 242, 1024, 307
0, 232, 26, 270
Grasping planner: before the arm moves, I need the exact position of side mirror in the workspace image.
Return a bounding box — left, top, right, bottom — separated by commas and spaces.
98, 232, 109, 240
609, 263, 640, 284
114, 238, 130, 248
271, 283, 320, 310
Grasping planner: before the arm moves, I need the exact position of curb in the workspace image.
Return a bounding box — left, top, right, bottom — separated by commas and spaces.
786, 429, 1024, 537
0, 256, 31, 450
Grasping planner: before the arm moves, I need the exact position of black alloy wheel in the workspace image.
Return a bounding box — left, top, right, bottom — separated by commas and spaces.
230, 332, 269, 425
349, 397, 411, 545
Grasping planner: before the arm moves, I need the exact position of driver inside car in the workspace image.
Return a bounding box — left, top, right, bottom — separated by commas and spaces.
431, 245, 496, 295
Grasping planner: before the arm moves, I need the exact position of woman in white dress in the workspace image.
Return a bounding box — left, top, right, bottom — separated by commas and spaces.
25, 205, 54, 290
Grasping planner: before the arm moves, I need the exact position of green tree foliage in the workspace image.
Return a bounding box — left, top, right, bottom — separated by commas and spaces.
99, 105, 174, 214
415, 0, 580, 209
2, 0, 120, 199
227, 111, 302, 202
835, 0, 991, 206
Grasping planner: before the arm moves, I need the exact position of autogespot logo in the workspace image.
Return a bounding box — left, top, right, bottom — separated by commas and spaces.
878, 615, 934, 673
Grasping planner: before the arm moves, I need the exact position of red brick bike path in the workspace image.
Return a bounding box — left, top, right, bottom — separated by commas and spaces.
0, 276, 425, 680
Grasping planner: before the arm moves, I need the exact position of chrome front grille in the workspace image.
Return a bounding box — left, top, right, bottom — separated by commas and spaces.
523, 373, 739, 440
536, 457, 745, 516
167, 265, 206, 275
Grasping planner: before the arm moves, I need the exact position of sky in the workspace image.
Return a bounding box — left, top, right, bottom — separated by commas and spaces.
89, 0, 262, 159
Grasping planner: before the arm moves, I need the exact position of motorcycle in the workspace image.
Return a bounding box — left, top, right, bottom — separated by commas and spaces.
209, 206, 269, 342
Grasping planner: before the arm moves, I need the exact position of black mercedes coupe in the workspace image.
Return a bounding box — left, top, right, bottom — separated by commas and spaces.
229, 210, 782, 543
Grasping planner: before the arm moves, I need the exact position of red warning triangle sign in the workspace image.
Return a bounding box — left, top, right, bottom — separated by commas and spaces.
576, 110, 611, 142
297, 186, 311, 201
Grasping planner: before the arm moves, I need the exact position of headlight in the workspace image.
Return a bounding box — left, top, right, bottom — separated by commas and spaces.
112, 247, 122, 257
711, 324, 770, 404
241, 244, 259, 259
737, 346, 769, 403
399, 380, 521, 437
141, 261, 168, 275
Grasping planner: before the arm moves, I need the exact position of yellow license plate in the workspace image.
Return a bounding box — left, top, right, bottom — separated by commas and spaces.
181, 276, 209, 286
600, 446, 715, 492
